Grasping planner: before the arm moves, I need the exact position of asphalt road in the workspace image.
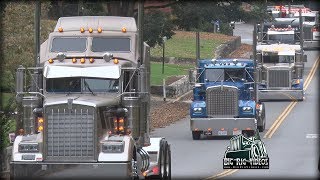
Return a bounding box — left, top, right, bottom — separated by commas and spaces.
150, 50, 319, 179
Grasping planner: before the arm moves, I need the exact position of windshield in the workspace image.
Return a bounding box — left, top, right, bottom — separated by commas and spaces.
92, 37, 131, 52
51, 37, 87, 52
268, 34, 295, 44
304, 16, 315, 22
205, 68, 245, 82
263, 55, 294, 63
46, 77, 119, 93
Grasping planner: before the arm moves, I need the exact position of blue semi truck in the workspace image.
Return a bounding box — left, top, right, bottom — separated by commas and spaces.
189, 58, 266, 140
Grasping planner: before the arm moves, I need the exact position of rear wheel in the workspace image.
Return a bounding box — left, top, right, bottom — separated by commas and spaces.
192, 131, 201, 140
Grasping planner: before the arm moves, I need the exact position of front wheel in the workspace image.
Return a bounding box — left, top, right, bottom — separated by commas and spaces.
192, 131, 201, 140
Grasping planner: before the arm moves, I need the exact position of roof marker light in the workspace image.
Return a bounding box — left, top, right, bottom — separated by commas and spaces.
58, 27, 63, 32
121, 27, 127, 33
72, 58, 77, 63
80, 27, 85, 33
89, 58, 95, 63
233, 59, 238, 65
113, 58, 119, 64
89, 28, 93, 33
80, 58, 85, 64
98, 27, 102, 33
48, 59, 54, 64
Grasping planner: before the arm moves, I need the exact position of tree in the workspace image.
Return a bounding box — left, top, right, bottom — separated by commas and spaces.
143, 10, 175, 47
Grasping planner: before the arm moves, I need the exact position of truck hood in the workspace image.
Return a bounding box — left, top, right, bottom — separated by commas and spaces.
44, 93, 121, 108
263, 63, 294, 68
204, 81, 245, 90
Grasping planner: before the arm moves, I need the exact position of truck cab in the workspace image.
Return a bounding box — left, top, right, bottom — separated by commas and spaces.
10, 16, 171, 179
190, 59, 266, 140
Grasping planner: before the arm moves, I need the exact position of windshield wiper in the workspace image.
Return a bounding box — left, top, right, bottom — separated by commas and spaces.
66, 80, 80, 96
84, 80, 96, 96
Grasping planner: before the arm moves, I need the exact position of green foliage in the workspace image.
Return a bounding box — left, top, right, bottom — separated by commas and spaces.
150, 31, 226, 59
0, 93, 16, 150
0, 71, 15, 92
171, 1, 241, 34
150, 62, 193, 85
143, 10, 175, 48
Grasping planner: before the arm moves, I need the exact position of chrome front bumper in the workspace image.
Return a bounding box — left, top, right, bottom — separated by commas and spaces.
190, 117, 257, 136
258, 89, 304, 101
10, 161, 132, 179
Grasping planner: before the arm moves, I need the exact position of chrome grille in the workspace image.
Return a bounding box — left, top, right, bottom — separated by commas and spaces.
303, 26, 313, 40
268, 69, 290, 88
45, 104, 95, 161
206, 86, 238, 118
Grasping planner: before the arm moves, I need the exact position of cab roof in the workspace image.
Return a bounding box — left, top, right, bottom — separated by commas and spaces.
54, 16, 137, 32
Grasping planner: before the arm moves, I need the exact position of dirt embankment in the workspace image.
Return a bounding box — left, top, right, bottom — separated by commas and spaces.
227, 44, 252, 59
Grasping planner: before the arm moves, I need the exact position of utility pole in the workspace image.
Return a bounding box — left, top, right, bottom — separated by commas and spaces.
196, 31, 200, 66
34, 0, 40, 67
138, 0, 144, 65
253, 22, 259, 103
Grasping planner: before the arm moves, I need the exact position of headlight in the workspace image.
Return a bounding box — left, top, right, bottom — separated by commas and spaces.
292, 79, 300, 85
242, 106, 252, 112
193, 107, 203, 113
18, 143, 39, 153
101, 141, 124, 153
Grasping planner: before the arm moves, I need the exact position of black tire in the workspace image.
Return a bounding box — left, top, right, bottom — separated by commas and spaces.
166, 145, 171, 180
159, 139, 168, 180
192, 131, 201, 140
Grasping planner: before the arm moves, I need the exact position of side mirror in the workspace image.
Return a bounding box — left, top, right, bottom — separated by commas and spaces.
188, 69, 196, 85
8, 133, 15, 144
257, 32, 262, 42
303, 54, 307, 62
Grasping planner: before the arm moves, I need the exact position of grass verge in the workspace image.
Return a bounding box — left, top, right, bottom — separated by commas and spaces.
151, 62, 194, 85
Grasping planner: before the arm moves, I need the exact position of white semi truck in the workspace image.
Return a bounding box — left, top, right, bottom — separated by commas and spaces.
9, 15, 171, 179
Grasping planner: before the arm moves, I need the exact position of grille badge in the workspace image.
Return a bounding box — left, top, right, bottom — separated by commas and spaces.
67, 98, 73, 110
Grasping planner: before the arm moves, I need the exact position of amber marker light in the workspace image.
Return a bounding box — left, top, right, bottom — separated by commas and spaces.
58, 27, 63, 32
89, 58, 95, 63
80, 58, 85, 64
80, 27, 85, 33
121, 27, 127, 33
98, 27, 102, 33
89, 28, 93, 33
113, 58, 119, 64
48, 59, 54, 64
72, 58, 77, 63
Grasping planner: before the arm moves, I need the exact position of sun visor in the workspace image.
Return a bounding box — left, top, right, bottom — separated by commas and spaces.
44, 65, 120, 79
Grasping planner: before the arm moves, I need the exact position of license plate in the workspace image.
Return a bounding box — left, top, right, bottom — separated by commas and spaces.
22, 154, 35, 160
232, 130, 242, 135
218, 130, 227, 136
204, 131, 212, 136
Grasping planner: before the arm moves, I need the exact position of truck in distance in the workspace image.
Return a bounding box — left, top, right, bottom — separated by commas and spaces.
189, 58, 266, 140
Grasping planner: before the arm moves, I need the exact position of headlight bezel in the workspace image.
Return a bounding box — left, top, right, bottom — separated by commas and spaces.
101, 140, 125, 153
18, 143, 40, 153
